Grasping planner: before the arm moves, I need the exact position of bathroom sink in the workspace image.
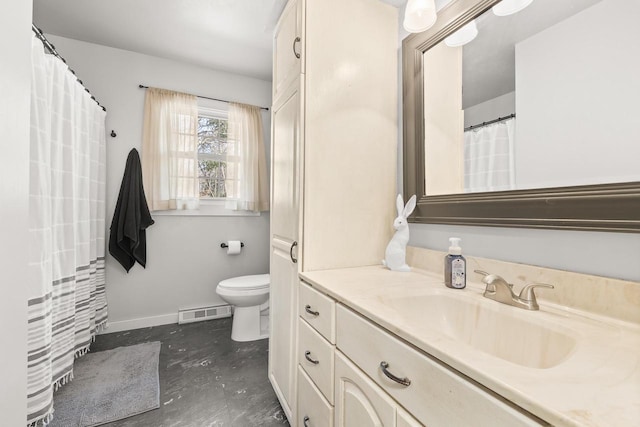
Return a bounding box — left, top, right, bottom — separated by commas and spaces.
383, 293, 577, 369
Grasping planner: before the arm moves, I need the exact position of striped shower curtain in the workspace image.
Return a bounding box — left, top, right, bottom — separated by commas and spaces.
27, 35, 108, 426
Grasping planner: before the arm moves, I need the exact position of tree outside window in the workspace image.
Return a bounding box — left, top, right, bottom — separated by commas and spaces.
197, 115, 228, 198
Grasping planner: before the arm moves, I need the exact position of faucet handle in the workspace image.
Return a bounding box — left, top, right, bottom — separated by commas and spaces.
518, 283, 554, 309
474, 270, 514, 289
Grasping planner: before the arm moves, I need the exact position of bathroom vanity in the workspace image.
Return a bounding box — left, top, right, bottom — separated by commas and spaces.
269, 0, 640, 425
296, 253, 640, 427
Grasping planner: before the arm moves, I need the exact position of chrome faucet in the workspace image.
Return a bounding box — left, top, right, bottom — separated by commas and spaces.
474, 270, 553, 311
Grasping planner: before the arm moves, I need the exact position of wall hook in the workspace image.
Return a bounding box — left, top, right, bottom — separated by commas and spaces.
110, 130, 117, 137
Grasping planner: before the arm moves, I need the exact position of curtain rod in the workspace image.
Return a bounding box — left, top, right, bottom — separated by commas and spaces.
138, 85, 269, 111
31, 24, 106, 112
464, 113, 515, 132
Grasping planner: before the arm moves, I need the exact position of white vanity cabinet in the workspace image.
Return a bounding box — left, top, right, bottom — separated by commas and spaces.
269, 0, 397, 422
297, 282, 422, 427
336, 305, 544, 427
294, 279, 547, 427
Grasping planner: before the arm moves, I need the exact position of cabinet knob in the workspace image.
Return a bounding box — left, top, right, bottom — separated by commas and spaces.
303, 415, 310, 427
380, 361, 411, 387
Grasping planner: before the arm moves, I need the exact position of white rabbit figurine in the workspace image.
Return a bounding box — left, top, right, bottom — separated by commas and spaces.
382, 194, 416, 272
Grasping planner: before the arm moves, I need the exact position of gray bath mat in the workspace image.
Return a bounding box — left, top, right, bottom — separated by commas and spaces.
50, 341, 161, 427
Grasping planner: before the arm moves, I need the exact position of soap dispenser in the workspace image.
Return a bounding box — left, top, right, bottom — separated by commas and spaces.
445, 237, 466, 289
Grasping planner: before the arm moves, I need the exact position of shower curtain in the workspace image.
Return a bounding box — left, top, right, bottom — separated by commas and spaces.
464, 117, 516, 193
27, 35, 108, 426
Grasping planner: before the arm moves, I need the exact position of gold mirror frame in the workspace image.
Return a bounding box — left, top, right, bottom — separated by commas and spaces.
402, 0, 640, 233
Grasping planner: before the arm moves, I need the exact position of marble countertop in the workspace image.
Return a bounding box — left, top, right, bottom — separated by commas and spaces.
300, 265, 640, 427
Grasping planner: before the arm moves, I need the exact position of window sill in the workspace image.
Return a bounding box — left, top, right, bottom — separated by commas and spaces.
152, 200, 261, 217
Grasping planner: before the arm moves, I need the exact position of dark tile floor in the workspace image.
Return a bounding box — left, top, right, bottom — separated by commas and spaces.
86, 318, 289, 427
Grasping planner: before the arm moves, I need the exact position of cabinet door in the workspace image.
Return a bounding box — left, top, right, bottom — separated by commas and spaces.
397, 408, 423, 427
335, 352, 395, 427
271, 81, 300, 243
273, 0, 302, 100
269, 77, 302, 423
268, 238, 298, 421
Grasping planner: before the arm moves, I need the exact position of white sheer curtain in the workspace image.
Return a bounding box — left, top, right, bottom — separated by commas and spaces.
464, 117, 516, 192
27, 35, 107, 426
141, 88, 199, 211
225, 102, 269, 212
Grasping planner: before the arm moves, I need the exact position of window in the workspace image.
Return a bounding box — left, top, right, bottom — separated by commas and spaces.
146, 98, 262, 217
197, 109, 230, 199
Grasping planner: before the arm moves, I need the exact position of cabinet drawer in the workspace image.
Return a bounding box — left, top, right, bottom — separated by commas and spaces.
336, 305, 545, 427
298, 366, 334, 427
298, 318, 335, 403
299, 281, 336, 343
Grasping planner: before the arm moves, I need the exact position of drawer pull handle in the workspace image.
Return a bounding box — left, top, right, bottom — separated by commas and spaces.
293, 37, 301, 59
304, 351, 319, 365
380, 361, 411, 387
305, 305, 319, 316
290, 241, 298, 263
303, 415, 310, 427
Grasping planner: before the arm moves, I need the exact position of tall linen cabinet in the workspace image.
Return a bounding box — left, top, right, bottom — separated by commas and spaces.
268, 0, 398, 423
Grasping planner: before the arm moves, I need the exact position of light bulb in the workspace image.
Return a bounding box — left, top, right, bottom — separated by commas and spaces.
492, 0, 534, 17
403, 0, 438, 33
444, 19, 478, 47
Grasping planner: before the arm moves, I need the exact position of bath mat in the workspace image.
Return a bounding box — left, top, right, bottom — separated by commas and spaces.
49, 341, 161, 427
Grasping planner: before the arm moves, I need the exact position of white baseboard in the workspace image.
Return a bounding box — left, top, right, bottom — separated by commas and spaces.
99, 313, 178, 334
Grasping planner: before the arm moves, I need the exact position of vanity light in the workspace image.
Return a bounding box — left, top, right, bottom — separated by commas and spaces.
492, 0, 534, 16
444, 19, 478, 47
403, 0, 437, 33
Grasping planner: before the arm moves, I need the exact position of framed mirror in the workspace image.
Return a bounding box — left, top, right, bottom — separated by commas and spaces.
403, 0, 640, 232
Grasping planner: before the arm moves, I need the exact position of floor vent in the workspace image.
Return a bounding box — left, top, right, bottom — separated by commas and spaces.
178, 304, 232, 325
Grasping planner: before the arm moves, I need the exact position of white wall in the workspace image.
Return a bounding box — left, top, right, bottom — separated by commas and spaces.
47, 35, 272, 331
423, 43, 464, 195
0, 1, 30, 424
515, 0, 640, 189
463, 91, 515, 128
397, 1, 640, 282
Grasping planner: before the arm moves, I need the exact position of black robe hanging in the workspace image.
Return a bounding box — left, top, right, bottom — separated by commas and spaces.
109, 148, 154, 272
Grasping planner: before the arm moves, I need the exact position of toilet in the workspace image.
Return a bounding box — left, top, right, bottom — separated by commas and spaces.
216, 274, 270, 342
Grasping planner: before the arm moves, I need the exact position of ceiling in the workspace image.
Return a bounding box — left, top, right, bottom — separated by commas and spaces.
33, 0, 603, 104
32, 0, 289, 81
33, 0, 405, 82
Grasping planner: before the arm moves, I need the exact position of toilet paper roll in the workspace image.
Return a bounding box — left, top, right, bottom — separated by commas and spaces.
226, 240, 242, 255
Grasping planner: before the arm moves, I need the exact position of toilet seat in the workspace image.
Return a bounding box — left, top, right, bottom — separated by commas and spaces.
217, 274, 269, 291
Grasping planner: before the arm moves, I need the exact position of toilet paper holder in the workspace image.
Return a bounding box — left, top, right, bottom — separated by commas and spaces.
220, 242, 244, 248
